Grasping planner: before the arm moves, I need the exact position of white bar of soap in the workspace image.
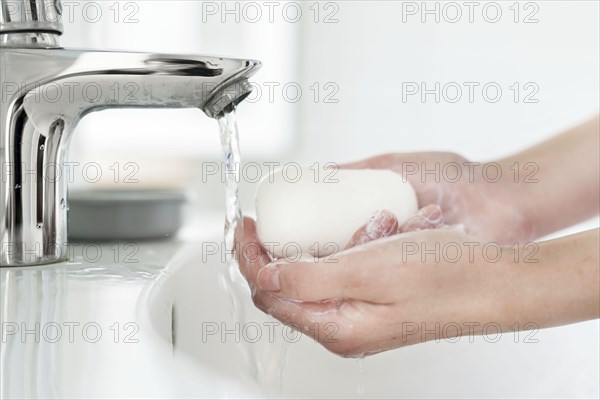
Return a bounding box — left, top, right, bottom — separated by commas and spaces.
255, 167, 418, 258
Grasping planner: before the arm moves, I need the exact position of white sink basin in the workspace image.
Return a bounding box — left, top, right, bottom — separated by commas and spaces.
149, 241, 600, 399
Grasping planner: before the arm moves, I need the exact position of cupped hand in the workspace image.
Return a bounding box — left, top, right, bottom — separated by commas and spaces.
235, 206, 527, 357
342, 152, 535, 243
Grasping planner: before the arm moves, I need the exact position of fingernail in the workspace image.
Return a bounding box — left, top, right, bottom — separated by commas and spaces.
257, 265, 281, 292
366, 210, 398, 239
420, 205, 443, 226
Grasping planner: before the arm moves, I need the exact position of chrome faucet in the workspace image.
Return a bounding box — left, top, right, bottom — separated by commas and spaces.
0, 0, 261, 266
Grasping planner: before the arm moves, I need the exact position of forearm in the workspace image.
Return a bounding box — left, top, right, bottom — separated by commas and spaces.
498, 115, 599, 238
503, 228, 600, 330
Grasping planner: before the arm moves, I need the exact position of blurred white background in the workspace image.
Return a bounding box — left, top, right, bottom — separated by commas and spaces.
62, 0, 599, 214
60, 1, 598, 397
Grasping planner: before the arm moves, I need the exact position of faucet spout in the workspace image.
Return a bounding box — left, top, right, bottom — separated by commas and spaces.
1, 48, 260, 266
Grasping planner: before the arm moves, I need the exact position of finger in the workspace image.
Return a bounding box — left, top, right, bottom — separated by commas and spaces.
252, 291, 345, 345
338, 153, 399, 170
235, 217, 271, 288
399, 204, 444, 233
254, 290, 399, 357
255, 252, 389, 303
345, 209, 399, 249
345, 206, 443, 250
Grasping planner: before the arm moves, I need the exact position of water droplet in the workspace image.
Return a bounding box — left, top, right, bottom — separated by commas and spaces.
60, 198, 66, 209
39, 144, 45, 151
357, 358, 365, 372
15, 184, 21, 189
356, 358, 366, 396
36, 223, 42, 229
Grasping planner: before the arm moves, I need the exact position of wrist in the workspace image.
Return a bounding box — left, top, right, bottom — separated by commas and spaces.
488, 158, 539, 240
497, 230, 600, 330
493, 241, 546, 329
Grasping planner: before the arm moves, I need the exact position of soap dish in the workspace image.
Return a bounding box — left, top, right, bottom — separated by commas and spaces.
68, 189, 186, 241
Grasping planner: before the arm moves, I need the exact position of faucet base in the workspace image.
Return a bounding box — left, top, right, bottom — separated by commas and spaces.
0, 32, 61, 48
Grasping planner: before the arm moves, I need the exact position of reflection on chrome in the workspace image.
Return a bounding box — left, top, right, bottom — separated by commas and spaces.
0, 0, 261, 266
